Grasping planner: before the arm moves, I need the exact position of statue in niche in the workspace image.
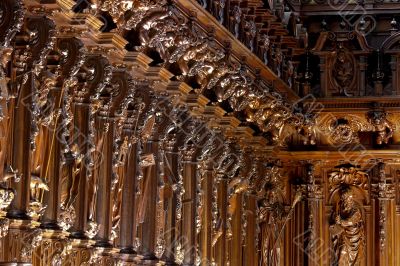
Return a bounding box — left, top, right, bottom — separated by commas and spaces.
258, 167, 285, 266
330, 186, 365, 266
332, 48, 354, 96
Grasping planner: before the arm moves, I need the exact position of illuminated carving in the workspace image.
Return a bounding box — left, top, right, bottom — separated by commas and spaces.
329, 165, 368, 193
258, 166, 286, 266
330, 187, 365, 266
367, 110, 394, 145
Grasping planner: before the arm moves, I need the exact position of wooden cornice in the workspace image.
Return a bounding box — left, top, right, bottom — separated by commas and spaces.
295, 2, 400, 15
305, 97, 400, 112
276, 149, 400, 164
174, 0, 301, 102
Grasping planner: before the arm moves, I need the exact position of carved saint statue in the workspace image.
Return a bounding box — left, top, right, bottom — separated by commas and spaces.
258, 168, 285, 266
332, 49, 354, 96
330, 187, 365, 266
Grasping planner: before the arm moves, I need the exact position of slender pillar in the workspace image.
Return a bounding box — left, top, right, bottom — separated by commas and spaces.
244, 193, 257, 266
372, 162, 395, 266
94, 118, 115, 247
8, 72, 33, 219
64, 102, 94, 265
214, 175, 227, 266
181, 145, 196, 265
69, 103, 90, 239
162, 136, 178, 265
200, 167, 213, 265
230, 192, 243, 266
139, 140, 159, 260
118, 140, 138, 253
304, 164, 324, 266
40, 87, 63, 229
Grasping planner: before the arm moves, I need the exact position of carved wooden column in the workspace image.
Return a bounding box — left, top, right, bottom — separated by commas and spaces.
0, 0, 24, 182
390, 55, 399, 95
372, 162, 395, 266
116, 110, 140, 264
359, 55, 367, 96
91, 117, 115, 264
69, 100, 90, 239
180, 143, 197, 265
229, 191, 243, 266
304, 163, 324, 266
199, 163, 213, 266
138, 139, 160, 261
66, 55, 112, 264
92, 70, 134, 264
0, 16, 54, 264
32, 86, 66, 266
391, 54, 400, 95
0, 47, 12, 186
162, 133, 178, 265
244, 192, 257, 266
8, 15, 54, 219
214, 173, 228, 266
33, 36, 86, 265
212, 140, 237, 266
318, 55, 328, 97
7, 70, 32, 219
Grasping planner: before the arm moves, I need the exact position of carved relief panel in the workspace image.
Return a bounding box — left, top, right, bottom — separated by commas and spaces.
311, 31, 372, 97
328, 165, 368, 266
328, 47, 357, 97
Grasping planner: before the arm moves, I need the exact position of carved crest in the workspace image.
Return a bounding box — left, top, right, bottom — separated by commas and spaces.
329, 164, 369, 193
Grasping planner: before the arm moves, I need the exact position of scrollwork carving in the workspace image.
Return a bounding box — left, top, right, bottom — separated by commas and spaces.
96, 0, 309, 142
0, 0, 24, 48
329, 164, 368, 193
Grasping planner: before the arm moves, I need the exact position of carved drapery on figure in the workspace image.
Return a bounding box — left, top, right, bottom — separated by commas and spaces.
258, 165, 286, 266
329, 165, 367, 266
331, 47, 356, 96
330, 187, 365, 266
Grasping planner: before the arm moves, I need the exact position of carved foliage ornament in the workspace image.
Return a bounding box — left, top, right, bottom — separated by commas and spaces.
96, 0, 308, 141
0, 0, 25, 47
329, 165, 368, 193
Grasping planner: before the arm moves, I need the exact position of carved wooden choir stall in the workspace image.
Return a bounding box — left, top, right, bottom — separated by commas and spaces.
1, 0, 400, 265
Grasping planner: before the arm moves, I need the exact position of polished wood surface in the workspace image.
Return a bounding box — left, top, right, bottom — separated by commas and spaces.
0, 0, 400, 265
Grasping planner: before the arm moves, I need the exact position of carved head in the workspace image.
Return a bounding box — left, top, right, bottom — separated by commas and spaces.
339, 187, 357, 213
